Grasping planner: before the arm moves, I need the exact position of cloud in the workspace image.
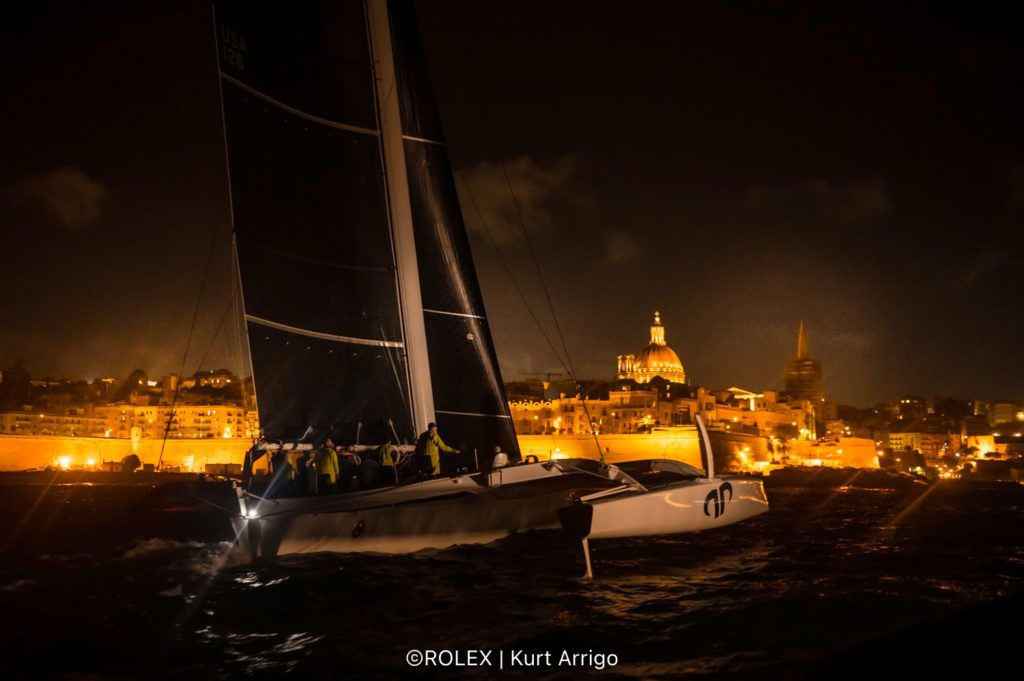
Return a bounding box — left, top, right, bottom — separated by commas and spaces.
957, 248, 1020, 288
604, 229, 641, 264
456, 154, 578, 246
748, 176, 890, 226
953, 166, 1024, 288
7, 166, 107, 230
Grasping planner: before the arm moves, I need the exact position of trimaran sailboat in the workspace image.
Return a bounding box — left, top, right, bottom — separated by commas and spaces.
211, 0, 767, 563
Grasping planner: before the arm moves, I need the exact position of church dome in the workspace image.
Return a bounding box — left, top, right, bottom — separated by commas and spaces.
617, 312, 687, 384
635, 343, 684, 377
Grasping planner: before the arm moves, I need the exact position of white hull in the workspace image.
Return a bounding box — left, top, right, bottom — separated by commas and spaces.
555, 416, 769, 542
232, 459, 614, 558
231, 458, 769, 559
560, 476, 768, 540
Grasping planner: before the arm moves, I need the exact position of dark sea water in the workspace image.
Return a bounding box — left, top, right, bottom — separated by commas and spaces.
1, 475, 1021, 680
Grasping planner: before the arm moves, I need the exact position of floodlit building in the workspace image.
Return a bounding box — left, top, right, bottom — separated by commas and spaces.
617, 311, 687, 385
783, 321, 824, 404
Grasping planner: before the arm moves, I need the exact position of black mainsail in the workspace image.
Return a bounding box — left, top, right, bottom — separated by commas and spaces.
214, 0, 519, 459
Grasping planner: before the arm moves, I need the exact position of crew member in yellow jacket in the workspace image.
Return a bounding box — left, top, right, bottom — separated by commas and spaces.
314, 438, 340, 495
415, 422, 459, 476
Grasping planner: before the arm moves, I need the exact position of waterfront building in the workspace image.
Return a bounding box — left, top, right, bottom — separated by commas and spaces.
131, 405, 252, 439
988, 400, 1019, 426
508, 380, 812, 440
0, 366, 260, 441
888, 430, 953, 460
0, 404, 256, 440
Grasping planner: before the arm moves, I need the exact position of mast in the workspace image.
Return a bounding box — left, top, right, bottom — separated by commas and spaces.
366, 0, 435, 436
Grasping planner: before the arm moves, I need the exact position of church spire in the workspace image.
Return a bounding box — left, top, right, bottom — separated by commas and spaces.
796, 320, 808, 359
650, 311, 666, 346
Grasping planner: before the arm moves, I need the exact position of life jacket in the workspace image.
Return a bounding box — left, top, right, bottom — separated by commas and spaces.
377, 444, 395, 467
314, 447, 339, 483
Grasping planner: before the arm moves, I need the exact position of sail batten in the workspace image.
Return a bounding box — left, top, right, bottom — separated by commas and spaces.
220, 75, 381, 136
236, 238, 395, 273
423, 308, 485, 320
402, 134, 445, 146
436, 410, 513, 420
246, 316, 404, 348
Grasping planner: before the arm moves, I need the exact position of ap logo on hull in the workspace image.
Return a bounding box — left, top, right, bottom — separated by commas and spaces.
703, 481, 733, 518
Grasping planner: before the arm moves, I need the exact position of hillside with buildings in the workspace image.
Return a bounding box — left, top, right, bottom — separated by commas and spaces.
1, 314, 1021, 476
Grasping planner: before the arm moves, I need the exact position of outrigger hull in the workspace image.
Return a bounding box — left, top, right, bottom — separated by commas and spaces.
558, 475, 768, 540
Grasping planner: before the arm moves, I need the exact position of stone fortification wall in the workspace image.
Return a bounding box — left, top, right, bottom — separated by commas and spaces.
0, 435, 249, 471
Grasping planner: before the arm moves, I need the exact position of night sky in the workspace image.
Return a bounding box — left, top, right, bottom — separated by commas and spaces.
1, 1, 1021, 407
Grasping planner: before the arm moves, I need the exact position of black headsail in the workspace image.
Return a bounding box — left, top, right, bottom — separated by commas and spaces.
387, 1, 520, 459
213, 0, 519, 458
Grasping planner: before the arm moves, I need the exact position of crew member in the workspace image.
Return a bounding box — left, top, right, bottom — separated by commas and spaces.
314, 438, 340, 495
269, 448, 296, 497
295, 450, 315, 496
337, 446, 362, 492
415, 422, 459, 476
376, 444, 397, 485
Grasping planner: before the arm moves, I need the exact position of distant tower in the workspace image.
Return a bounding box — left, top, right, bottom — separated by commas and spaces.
617, 311, 686, 384
783, 321, 824, 403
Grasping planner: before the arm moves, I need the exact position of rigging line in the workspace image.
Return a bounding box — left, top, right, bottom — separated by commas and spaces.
444, 22, 568, 375
213, 3, 258, 437
499, 162, 606, 466
194, 297, 235, 374
388, 419, 403, 447
232, 236, 260, 428
449, 37, 595, 449
183, 491, 245, 517
500, 162, 578, 380
453, 41, 603, 463
158, 218, 221, 469
379, 322, 410, 437
455, 171, 568, 372
230, 248, 251, 416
